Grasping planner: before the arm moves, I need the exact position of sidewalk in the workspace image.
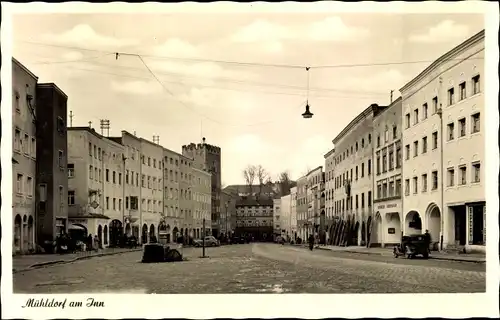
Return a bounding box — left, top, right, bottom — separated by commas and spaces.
13, 247, 142, 273
316, 245, 486, 263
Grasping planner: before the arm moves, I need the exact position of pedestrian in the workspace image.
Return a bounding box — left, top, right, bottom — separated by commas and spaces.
308, 234, 315, 251
93, 235, 99, 252
87, 234, 93, 251
424, 229, 432, 253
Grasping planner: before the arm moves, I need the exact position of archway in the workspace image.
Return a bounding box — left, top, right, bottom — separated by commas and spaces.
68, 223, 88, 242
132, 226, 139, 238
142, 224, 148, 244
27, 215, 34, 251
22, 215, 28, 251
361, 221, 366, 245
125, 223, 131, 236
173, 227, 179, 242
405, 211, 422, 235
426, 203, 441, 249
180, 228, 184, 239
353, 221, 360, 245
14, 214, 22, 253
109, 220, 123, 247
97, 225, 103, 248
103, 225, 108, 245
149, 224, 156, 241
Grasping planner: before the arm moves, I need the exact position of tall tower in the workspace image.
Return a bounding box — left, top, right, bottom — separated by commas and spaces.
182, 137, 222, 236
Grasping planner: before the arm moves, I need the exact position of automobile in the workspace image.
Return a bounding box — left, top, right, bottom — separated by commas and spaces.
193, 236, 220, 247
231, 236, 246, 244
394, 234, 430, 259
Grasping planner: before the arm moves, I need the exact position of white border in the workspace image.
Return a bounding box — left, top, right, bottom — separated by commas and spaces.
1, 2, 499, 319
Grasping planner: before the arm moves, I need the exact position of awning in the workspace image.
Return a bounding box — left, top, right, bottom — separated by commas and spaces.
68, 224, 86, 230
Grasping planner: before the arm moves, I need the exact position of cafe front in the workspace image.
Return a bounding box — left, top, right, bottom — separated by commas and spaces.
370, 199, 402, 247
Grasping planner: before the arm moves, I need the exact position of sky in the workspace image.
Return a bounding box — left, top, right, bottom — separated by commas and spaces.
11, 12, 484, 185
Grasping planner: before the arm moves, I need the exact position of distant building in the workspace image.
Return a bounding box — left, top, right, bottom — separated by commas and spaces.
12, 58, 38, 254
306, 166, 325, 242
192, 167, 212, 238
290, 186, 298, 239
280, 194, 292, 238
235, 196, 274, 241
273, 199, 281, 237
400, 30, 485, 252
182, 138, 221, 237
35, 83, 69, 246
296, 176, 308, 240
324, 148, 335, 242
220, 189, 236, 235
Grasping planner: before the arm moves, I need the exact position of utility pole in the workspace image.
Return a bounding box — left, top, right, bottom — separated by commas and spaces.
122, 155, 127, 235
69, 111, 73, 127
201, 218, 207, 258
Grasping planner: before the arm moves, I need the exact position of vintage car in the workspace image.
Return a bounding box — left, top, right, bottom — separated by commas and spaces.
193, 236, 220, 247
394, 234, 430, 259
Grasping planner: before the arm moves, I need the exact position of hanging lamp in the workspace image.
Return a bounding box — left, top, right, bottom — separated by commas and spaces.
302, 67, 313, 119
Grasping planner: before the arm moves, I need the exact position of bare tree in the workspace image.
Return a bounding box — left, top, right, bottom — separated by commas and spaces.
243, 165, 256, 194
256, 165, 269, 197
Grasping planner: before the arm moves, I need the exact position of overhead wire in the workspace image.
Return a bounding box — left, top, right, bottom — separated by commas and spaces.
30, 52, 114, 65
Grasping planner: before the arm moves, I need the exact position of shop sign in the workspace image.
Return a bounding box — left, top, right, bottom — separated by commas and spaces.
388, 228, 395, 234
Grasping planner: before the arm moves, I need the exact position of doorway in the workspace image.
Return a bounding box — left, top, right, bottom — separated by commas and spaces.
453, 206, 466, 246
472, 205, 484, 245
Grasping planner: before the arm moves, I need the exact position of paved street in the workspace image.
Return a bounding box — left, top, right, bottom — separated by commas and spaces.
14, 243, 485, 294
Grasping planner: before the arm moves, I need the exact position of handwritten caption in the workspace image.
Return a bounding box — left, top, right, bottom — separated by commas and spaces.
22, 298, 104, 309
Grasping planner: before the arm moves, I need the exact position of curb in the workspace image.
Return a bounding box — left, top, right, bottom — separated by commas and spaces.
316, 247, 485, 263
13, 248, 142, 274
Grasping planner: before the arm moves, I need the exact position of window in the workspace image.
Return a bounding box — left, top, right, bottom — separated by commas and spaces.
472, 75, 480, 95
448, 87, 455, 105
98, 148, 101, 160
422, 103, 428, 119
355, 166, 358, 180
99, 169, 102, 182
141, 174, 145, 187
413, 177, 418, 194
119, 199, 122, 211
89, 165, 93, 180
393, 125, 397, 140
471, 113, 480, 133
459, 82, 466, 101
421, 174, 427, 192
405, 179, 410, 196
389, 181, 394, 197
148, 157, 151, 166
447, 122, 455, 141
113, 198, 116, 210
432, 131, 438, 149
367, 191, 371, 207
106, 169, 110, 182
59, 186, 64, 205
459, 165, 467, 185
14, 129, 21, 152
367, 160, 371, 175
388, 150, 394, 170
14, 91, 20, 112
23, 134, 29, 155
16, 174, 23, 193
68, 191, 75, 205
57, 117, 65, 134
26, 176, 33, 197
405, 113, 410, 128
447, 168, 455, 187
31, 137, 36, 157
413, 109, 419, 124
396, 145, 401, 168
382, 153, 387, 172
68, 164, 75, 178
413, 141, 418, 157
395, 179, 401, 196
377, 135, 381, 148
432, 171, 438, 190
119, 173, 122, 185
384, 128, 389, 143
377, 184, 382, 199
405, 145, 410, 160
361, 163, 365, 177
89, 143, 92, 157
376, 153, 381, 174
112, 171, 116, 184
472, 162, 480, 183
93, 145, 97, 159
432, 96, 438, 114
422, 136, 428, 153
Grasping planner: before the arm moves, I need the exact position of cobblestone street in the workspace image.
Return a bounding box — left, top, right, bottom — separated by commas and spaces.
13, 243, 485, 294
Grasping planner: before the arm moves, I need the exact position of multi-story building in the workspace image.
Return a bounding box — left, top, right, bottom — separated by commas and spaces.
400, 30, 485, 252
192, 167, 212, 238
110, 131, 142, 240
332, 104, 382, 246
162, 148, 181, 242
12, 58, 38, 254
324, 148, 336, 242
296, 176, 308, 240
139, 138, 164, 242
372, 97, 403, 247
235, 196, 274, 241
273, 198, 281, 238
178, 154, 194, 238
182, 138, 222, 237
290, 186, 298, 240
220, 189, 236, 236
35, 83, 69, 247
306, 166, 325, 242
280, 194, 291, 239
67, 127, 125, 247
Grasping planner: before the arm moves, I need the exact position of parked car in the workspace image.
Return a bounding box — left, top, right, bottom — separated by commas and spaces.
231, 236, 246, 244
193, 236, 220, 247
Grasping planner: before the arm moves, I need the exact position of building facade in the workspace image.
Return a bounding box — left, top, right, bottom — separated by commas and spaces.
193, 167, 212, 238
306, 166, 325, 241
220, 189, 236, 236
332, 104, 381, 246
235, 197, 273, 241
182, 138, 222, 237
280, 194, 291, 238
371, 97, 403, 247
67, 127, 125, 247
290, 186, 298, 240
12, 58, 38, 254
35, 83, 69, 246
273, 199, 281, 237
296, 176, 308, 240
324, 148, 336, 242
400, 30, 485, 252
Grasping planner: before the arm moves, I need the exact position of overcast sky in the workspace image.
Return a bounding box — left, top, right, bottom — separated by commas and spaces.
12, 12, 483, 185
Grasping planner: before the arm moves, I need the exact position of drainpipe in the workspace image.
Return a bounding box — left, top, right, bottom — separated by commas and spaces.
122, 156, 126, 236
438, 77, 445, 251
139, 153, 143, 244
368, 130, 374, 248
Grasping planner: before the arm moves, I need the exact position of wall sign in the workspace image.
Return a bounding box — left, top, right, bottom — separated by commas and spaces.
388, 228, 395, 234
483, 204, 486, 244
468, 206, 473, 245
